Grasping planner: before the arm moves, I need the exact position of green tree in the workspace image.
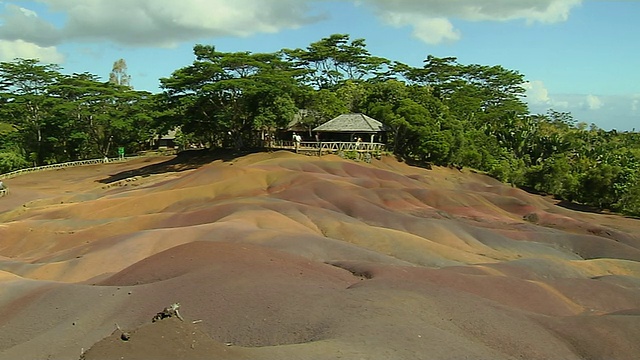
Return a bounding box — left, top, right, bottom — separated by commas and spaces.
161, 45, 301, 149
50, 73, 153, 158
296, 89, 349, 135
0, 59, 62, 164
284, 34, 390, 90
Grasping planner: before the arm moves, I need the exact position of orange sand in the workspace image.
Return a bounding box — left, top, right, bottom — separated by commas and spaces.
0, 150, 639, 360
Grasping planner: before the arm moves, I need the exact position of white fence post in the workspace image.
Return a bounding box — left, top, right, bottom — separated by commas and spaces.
0, 157, 129, 179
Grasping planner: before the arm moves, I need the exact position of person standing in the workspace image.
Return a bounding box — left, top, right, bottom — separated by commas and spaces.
293, 132, 301, 152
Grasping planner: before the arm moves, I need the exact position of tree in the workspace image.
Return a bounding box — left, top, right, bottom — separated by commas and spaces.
109, 59, 132, 88
160, 45, 302, 149
0, 59, 62, 164
284, 34, 390, 90
403, 55, 461, 94
297, 89, 349, 136
362, 79, 462, 165
50, 73, 153, 158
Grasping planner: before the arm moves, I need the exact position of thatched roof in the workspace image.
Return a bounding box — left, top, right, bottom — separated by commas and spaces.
313, 113, 387, 133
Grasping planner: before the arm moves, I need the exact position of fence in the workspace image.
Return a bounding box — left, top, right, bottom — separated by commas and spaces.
0, 157, 129, 180
269, 140, 385, 154
1, 141, 387, 180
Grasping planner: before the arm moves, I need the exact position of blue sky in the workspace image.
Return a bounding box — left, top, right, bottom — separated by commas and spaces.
0, 0, 638, 131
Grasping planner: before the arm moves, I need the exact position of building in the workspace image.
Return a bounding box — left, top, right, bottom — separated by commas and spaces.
312, 113, 387, 143
153, 128, 178, 149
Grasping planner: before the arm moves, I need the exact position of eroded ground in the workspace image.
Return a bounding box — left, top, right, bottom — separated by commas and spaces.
1, 150, 639, 360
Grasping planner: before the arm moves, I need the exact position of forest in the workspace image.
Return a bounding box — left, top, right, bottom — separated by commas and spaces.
1, 34, 640, 216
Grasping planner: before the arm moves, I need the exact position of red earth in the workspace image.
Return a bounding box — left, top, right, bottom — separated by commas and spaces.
1, 150, 639, 360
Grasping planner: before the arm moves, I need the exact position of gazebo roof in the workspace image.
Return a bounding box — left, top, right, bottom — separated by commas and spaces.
313, 113, 387, 133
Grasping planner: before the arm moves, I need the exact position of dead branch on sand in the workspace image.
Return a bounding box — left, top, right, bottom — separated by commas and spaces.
152, 302, 184, 322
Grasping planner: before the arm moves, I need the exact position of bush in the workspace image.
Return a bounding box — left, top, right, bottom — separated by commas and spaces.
0, 151, 29, 174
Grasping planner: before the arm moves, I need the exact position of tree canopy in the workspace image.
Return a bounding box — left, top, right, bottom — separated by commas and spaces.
1, 34, 640, 217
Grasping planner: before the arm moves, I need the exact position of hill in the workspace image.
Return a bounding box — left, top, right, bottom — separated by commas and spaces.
1, 150, 639, 360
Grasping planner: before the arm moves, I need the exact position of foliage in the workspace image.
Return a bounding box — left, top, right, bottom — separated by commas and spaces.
0, 151, 29, 173
160, 45, 302, 149
2, 35, 640, 217
0, 59, 61, 164
0, 59, 153, 168
283, 34, 390, 90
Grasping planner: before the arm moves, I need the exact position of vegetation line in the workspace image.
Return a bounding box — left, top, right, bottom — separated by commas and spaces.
1, 34, 639, 215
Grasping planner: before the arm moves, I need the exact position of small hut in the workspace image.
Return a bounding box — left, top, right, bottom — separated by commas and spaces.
312, 113, 387, 143
153, 128, 178, 149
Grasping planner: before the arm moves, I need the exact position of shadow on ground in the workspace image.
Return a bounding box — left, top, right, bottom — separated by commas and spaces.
556, 200, 603, 214
97, 148, 265, 184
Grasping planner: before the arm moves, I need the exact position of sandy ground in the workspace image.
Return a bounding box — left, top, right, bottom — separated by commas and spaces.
0, 149, 639, 360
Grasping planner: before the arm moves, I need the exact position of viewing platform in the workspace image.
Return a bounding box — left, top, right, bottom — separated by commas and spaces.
266, 140, 385, 161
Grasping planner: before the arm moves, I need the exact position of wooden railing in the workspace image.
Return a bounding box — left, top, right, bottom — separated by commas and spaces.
0, 157, 128, 179
269, 140, 385, 154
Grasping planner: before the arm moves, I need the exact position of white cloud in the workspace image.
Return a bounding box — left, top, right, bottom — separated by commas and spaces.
524, 80, 569, 109
527, 91, 638, 131
365, 0, 582, 44
524, 80, 550, 104
0, 0, 583, 47
585, 94, 603, 110
0, 4, 60, 46
384, 14, 460, 44
17, 6, 37, 17
1, 0, 320, 47
365, 0, 582, 23
0, 39, 64, 63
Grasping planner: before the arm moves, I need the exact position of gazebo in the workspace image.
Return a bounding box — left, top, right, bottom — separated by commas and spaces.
267, 112, 386, 159
312, 113, 387, 143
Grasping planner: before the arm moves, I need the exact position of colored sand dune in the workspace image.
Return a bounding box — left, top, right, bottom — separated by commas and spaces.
1, 150, 639, 360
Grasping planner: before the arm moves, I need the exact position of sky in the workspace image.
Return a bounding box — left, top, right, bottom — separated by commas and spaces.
0, 0, 638, 131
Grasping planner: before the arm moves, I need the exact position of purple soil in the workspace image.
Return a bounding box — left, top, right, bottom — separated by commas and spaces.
0, 151, 639, 360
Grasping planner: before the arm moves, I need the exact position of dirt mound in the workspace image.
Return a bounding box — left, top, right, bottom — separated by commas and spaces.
1, 150, 639, 359
81, 316, 248, 360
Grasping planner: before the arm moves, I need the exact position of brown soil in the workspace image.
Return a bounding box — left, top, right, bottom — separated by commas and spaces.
1, 150, 639, 360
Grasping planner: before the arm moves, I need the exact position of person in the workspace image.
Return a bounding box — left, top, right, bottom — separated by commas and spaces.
0, 180, 5, 190
292, 132, 301, 153
265, 133, 274, 152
